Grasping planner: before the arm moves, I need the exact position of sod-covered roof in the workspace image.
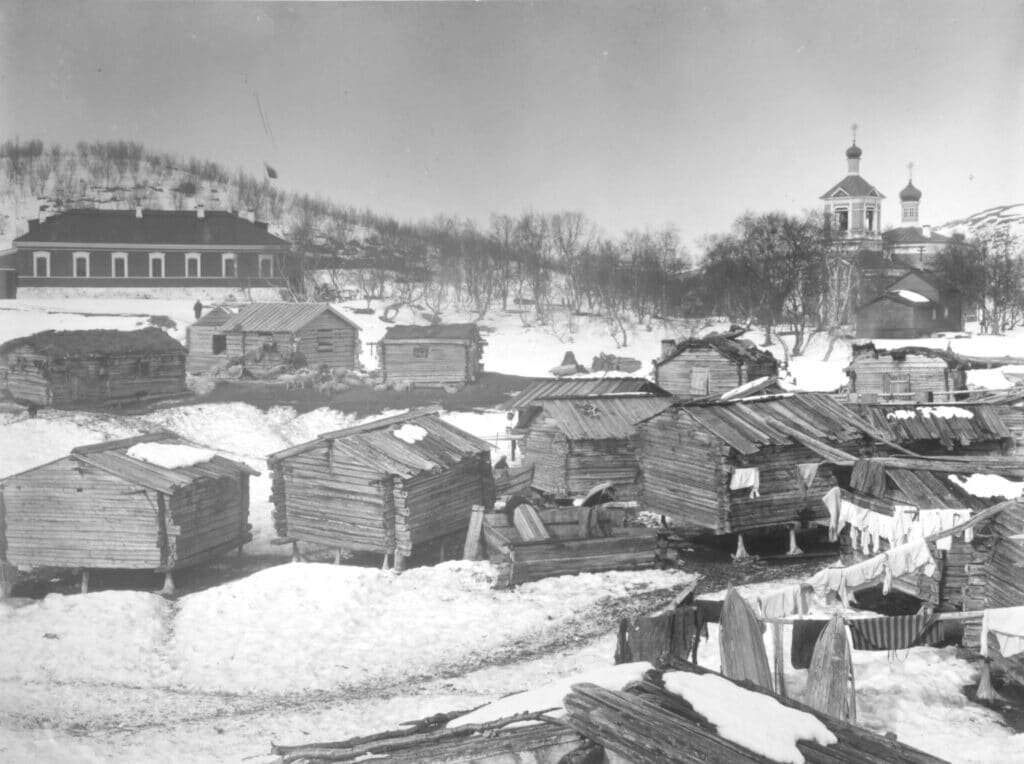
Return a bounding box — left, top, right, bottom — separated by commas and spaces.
0, 327, 185, 358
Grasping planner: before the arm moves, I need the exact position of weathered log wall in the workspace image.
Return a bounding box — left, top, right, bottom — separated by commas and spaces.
522, 422, 569, 496
169, 475, 249, 568
655, 348, 742, 399
847, 355, 950, 398
380, 340, 476, 386
1, 458, 163, 569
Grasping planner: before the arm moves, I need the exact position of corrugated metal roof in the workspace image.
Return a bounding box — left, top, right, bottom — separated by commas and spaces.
218, 302, 359, 333
854, 404, 1010, 447
381, 323, 481, 341
503, 377, 667, 410
70, 431, 258, 494
267, 409, 491, 479
537, 395, 675, 440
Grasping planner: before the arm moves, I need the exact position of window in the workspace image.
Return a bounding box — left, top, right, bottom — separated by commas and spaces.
882, 372, 911, 396
690, 367, 710, 395
186, 252, 201, 278
222, 253, 237, 278
137, 358, 152, 377
835, 209, 849, 232
73, 251, 89, 278
905, 203, 919, 221
259, 255, 274, 278
33, 251, 50, 277
212, 334, 227, 355
865, 209, 875, 233
149, 252, 165, 278
112, 252, 128, 278
316, 329, 334, 352
413, 345, 429, 359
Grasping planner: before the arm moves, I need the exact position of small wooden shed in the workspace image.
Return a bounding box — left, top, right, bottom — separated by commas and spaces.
185, 306, 234, 373
378, 323, 485, 387
519, 394, 675, 498
653, 331, 779, 400
844, 343, 966, 402
0, 431, 257, 587
855, 271, 963, 339
0, 327, 186, 407
636, 393, 885, 536
268, 409, 495, 566
190, 302, 360, 373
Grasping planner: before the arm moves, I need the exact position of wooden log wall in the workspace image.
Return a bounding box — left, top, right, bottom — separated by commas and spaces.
997, 404, 1024, 455
847, 356, 950, 397
565, 438, 642, 498
271, 443, 391, 553
169, 475, 249, 569
380, 341, 473, 386
395, 453, 494, 555
1, 458, 163, 569
636, 413, 725, 531
1, 350, 50, 405
522, 422, 569, 496
655, 348, 742, 399
186, 325, 228, 373
294, 312, 359, 370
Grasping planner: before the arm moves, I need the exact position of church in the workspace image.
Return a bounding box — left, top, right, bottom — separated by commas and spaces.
819, 135, 962, 339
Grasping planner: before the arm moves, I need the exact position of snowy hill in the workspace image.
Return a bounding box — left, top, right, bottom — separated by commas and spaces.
936, 203, 1024, 241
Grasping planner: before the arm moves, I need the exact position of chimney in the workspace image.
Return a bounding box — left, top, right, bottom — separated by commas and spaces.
196, 203, 205, 220
38, 209, 48, 224
661, 339, 677, 359
922, 225, 931, 238
245, 209, 256, 224
135, 205, 143, 219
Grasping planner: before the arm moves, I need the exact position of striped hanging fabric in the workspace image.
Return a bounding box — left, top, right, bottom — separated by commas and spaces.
847, 614, 937, 651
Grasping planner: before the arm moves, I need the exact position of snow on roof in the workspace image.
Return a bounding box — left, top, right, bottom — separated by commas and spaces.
890, 289, 930, 304
949, 473, 1024, 500
392, 423, 427, 444
125, 442, 216, 469
663, 671, 838, 762
447, 661, 654, 728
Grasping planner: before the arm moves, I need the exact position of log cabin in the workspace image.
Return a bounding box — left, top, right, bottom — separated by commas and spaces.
188, 302, 360, 374
653, 332, 779, 400
518, 394, 675, 499
378, 323, 485, 387
267, 409, 495, 567
635, 393, 887, 547
0, 431, 258, 591
854, 271, 962, 339
0, 327, 187, 407
185, 305, 234, 373
844, 343, 967, 402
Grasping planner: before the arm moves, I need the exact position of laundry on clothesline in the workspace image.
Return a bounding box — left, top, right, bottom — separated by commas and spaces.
847, 614, 937, 651
807, 538, 936, 604
981, 606, 1024, 659
730, 467, 760, 498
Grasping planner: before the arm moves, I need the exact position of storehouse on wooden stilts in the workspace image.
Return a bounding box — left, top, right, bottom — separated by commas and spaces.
636, 393, 887, 539
653, 331, 779, 400
0, 431, 257, 584
518, 394, 675, 499
188, 302, 360, 374
0, 327, 187, 407
378, 323, 486, 387
267, 409, 495, 567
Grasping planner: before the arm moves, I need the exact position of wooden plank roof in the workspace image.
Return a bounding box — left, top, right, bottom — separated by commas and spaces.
267, 408, 492, 479
381, 323, 482, 341
217, 302, 359, 333
62, 430, 258, 494
661, 393, 886, 457
655, 332, 778, 368
535, 395, 675, 440
853, 403, 1010, 447
502, 376, 668, 411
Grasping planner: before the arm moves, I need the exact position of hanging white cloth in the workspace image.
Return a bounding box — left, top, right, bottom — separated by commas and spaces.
822, 486, 841, 541
981, 606, 1024, 658
730, 467, 760, 498
796, 462, 821, 490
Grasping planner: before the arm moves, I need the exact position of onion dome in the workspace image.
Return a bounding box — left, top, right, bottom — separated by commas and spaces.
846, 142, 862, 159
899, 181, 922, 202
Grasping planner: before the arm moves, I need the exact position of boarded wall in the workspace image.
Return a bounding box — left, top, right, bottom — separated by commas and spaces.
381, 341, 473, 386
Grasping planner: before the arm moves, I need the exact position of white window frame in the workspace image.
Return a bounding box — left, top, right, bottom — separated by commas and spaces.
33, 251, 51, 277
149, 252, 166, 278
258, 254, 274, 278
222, 252, 237, 278
112, 252, 128, 278
73, 251, 90, 278
185, 252, 201, 278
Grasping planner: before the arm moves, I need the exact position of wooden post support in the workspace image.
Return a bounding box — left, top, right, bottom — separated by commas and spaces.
463, 505, 486, 560
160, 570, 176, 597
772, 621, 787, 698
394, 552, 407, 572
382, 552, 391, 570
437, 540, 446, 563
334, 548, 343, 565
787, 526, 804, 556
732, 532, 749, 561
80, 569, 90, 595
291, 540, 302, 563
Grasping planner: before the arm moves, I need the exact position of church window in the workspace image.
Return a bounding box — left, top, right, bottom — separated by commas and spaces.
836, 209, 849, 232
